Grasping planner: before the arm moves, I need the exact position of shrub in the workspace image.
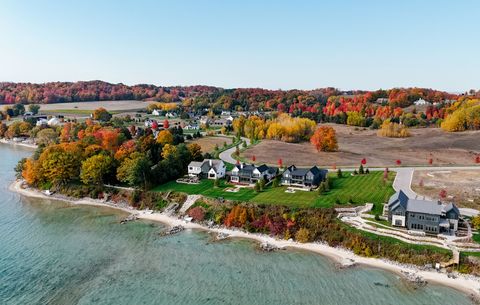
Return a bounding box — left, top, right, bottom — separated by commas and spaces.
188, 206, 206, 221
295, 228, 311, 243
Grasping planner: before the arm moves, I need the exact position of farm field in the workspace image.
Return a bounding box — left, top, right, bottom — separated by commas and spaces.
153, 171, 395, 209
39, 100, 156, 111
241, 124, 480, 167
186, 136, 234, 153
412, 170, 480, 209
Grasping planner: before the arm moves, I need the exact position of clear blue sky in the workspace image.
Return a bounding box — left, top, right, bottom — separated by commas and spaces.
1, 0, 478, 91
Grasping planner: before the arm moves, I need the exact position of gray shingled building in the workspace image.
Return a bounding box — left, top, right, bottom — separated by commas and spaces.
386, 190, 460, 235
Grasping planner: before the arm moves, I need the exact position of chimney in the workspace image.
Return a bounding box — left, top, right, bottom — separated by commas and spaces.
209, 159, 212, 167
241, 163, 244, 169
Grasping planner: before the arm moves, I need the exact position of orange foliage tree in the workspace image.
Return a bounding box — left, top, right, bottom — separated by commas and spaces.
310, 126, 338, 152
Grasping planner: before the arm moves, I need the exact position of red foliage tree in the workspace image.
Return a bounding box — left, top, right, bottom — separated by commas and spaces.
151, 120, 158, 130
251, 155, 256, 162
439, 189, 447, 199
163, 119, 170, 129
361, 158, 367, 165
278, 158, 283, 168
428, 158, 433, 165
396, 159, 402, 166
476, 155, 480, 164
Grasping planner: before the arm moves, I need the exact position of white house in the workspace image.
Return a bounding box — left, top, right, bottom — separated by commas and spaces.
152, 109, 161, 116
47, 117, 60, 127
188, 159, 226, 180
414, 98, 431, 106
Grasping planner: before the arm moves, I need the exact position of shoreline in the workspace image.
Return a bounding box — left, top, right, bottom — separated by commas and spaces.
8, 179, 480, 300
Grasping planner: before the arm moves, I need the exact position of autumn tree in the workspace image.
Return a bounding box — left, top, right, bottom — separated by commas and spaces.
80, 154, 114, 185
187, 143, 203, 161
36, 128, 59, 146
310, 126, 338, 152
163, 119, 170, 129
161, 143, 177, 159
37, 143, 83, 184
156, 130, 174, 145
377, 121, 410, 138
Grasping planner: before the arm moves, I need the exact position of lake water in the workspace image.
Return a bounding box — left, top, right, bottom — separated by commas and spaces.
0, 143, 474, 305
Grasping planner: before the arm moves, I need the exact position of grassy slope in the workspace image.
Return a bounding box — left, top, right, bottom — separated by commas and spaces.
153, 171, 395, 208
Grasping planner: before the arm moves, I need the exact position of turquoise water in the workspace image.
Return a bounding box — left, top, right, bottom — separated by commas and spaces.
0, 144, 474, 305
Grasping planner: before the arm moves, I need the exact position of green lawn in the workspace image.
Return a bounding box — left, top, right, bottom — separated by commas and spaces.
153, 179, 257, 202
153, 171, 395, 208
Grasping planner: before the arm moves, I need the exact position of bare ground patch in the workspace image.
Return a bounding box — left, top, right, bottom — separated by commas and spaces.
186, 136, 231, 153
412, 170, 480, 208
241, 124, 480, 167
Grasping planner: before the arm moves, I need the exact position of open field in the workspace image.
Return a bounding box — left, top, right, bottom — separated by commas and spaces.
39, 100, 155, 111
241, 124, 480, 167
153, 171, 395, 209
186, 136, 233, 153
412, 170, 480, 209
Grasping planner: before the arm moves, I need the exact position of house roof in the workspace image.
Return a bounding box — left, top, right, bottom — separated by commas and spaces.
284, 165, 324, 177
388, 191, 459, 217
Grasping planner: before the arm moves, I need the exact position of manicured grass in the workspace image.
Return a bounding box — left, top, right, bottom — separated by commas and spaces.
153, 171, 395, 208
152, 179, 257, 202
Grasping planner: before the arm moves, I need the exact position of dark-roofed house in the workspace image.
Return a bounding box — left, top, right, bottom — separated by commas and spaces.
281, 165, 327, 188
229, 163, 278, 184
386, 190, 460, 235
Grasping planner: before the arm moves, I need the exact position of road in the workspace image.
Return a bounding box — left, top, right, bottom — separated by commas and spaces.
218, 137, 251, 165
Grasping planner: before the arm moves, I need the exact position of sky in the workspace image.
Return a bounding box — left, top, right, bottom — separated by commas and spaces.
0, 0, 479, 92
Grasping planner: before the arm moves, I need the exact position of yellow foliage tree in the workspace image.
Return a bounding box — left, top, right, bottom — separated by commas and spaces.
156, 130, 174, 145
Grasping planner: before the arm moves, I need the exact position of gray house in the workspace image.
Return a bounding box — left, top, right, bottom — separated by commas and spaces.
281, 165, 327, 187
386, 190, 460, 235
230, 163, 278, 184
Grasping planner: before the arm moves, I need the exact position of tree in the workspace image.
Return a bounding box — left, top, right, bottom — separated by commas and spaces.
317, 182, 326, 195
439, 189, 447, 199
361, 158, 367, 165
157, 130, 174, 145
253, 181, 261, 192
28, 104, 40, 115
187, 143, 203, 161
377, 121, 410, 138
22, 158, 40, 185
37, 143, 83, 184
80, 154, 114, 185
161, 144, 177, 159
116, 153, 151, 188
337, 168, 343, 178
278, 158, 283, 168
359, 164, 364, 174
92, 107, 112, 122
163, 119, 170, 129
310, 126, 338, 152
396, 159, 402, 166
36, 128, 58, 146
251, 155, 256, 162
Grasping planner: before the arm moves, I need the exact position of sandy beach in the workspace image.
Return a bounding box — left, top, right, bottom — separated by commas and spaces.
9, 179, 480, 300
